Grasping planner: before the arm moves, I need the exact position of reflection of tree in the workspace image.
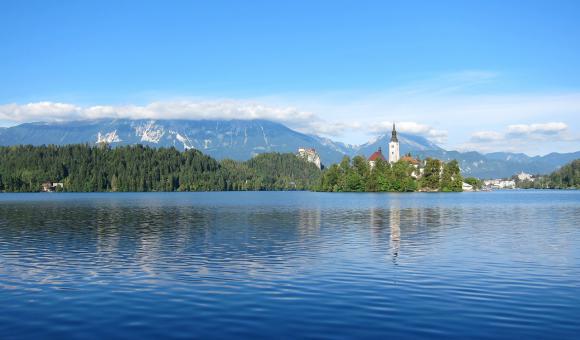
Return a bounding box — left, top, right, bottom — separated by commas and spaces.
369, 207, 387, 237
95, 206, 122, 258
298, 208, 321, 238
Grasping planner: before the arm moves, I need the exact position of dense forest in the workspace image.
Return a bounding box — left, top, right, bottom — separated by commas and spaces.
316, 156, 463, 192
0, 145, 321, 192
0, 144, 467, 193
516, 159, 580, 189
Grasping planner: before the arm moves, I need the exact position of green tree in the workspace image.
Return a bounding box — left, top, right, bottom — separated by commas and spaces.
420, 158, 442, 191
0, 145, 321, 192
441, 160, 463, 192
464, 177, 482, 190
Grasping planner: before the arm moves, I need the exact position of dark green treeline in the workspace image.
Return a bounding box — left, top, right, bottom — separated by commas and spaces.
0, 144, 321, 192
316, 156, 463, 192
545, 159, 579, 188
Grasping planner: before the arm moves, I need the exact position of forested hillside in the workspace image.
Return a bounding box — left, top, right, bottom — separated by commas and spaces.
0, 145, 321, 192
548, 159, 580, 188
517, 159, 580, 189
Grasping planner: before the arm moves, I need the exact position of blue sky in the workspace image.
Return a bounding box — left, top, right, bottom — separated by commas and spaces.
1, 0, 579, 154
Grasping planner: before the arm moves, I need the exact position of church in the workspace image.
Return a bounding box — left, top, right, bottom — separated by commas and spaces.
387, 123, 400, 163
368, 124, 400, 168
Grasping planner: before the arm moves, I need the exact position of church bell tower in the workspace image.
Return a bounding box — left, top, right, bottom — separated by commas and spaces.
388, 123, 400, 163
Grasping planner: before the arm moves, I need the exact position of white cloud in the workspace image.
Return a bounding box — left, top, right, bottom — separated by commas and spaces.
507, 122, 568, 136
369, 121, 448, 143
471, 131, 504, 142
0, 100, 372, 139
0, 102, 81, 121
304, 121, 362, 137
0, 99, 325, 131
1, 70, 579, 155
463, 122, 578, 155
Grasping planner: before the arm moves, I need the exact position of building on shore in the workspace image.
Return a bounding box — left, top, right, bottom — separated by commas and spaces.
462, 182, 474, 191
297, 148, 322, 169
484, 179, 516, 189
41, 182, 64, 192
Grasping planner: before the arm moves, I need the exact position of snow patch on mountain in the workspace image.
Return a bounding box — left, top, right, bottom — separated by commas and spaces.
311, 135, 357, 154
134, 121, 165, 143
259, 124, 269, 145
97, 130, 122, 144
398, 135, 440, 151
175, 133, 194, 150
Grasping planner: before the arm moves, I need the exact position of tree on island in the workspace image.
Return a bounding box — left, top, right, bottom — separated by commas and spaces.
317, 156, 461, 192
420, 158, 442, 191
440, 160, 463, 192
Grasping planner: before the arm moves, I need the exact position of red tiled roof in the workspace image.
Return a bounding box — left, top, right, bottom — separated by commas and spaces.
401, 156, 419, 165
368, 149, 385, 161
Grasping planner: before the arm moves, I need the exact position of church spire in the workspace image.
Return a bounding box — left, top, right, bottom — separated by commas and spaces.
390, 123, 398, 143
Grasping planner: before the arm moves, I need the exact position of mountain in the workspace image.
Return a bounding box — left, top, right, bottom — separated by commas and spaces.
476, 151, 580, 178
0, 119, 351, 164
355, 132, 579, 178
485, 152, 533, 163
355, 132, 443, 156
0, 118, 577, 178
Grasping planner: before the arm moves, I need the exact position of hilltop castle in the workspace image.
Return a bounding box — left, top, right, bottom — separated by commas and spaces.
297, 147, 322, 169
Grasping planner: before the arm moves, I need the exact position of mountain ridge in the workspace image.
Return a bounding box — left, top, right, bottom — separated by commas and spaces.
0, 118, 577, 178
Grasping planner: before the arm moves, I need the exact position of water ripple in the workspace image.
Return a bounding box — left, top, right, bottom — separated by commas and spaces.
1, 191, 580, 338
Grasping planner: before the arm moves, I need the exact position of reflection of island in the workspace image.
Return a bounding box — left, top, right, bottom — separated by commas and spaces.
389, 208, 401, 262
369, 207, 386, 235
369, 205, 401, 262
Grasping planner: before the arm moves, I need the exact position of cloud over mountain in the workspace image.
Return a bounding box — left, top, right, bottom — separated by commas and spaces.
0, 100, 314, 125
370, 121, 448, 143
471, 131, 503, 142
0, 100, 437, 142
507, 122, 568, 136
464, 122, 577, 153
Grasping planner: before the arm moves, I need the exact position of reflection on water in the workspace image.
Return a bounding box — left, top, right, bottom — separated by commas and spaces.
1, 191, 580, 339
390, 208, 401, 262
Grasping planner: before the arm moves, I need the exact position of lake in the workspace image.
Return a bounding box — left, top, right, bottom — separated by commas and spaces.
1, 191, 579, 339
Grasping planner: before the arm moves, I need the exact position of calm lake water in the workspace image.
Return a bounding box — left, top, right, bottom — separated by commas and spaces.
1, 191, 579, 339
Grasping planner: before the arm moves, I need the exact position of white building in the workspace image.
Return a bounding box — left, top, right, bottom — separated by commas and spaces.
388, 123, 400, 164
517, 171, 534, 182
462, 182, 474, 191
484, 179, 516, 189
297, 148, 322, 169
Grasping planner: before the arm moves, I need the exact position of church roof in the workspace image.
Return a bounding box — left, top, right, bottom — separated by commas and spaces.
368, 147, 386, 161
390, 123, 399, 143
